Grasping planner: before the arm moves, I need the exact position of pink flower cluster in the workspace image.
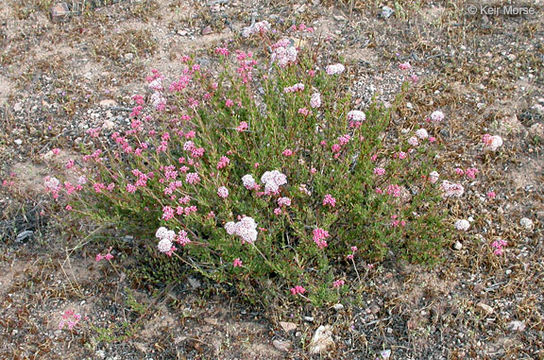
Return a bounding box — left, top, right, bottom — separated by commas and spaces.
225, 216, 258, 244
290, 285, 306, 295
288, 23, 314, 32
95, 248, 114, 262
429, 171, 440, 184
454, 219, 470, 231
277, 197, 291, 207
346, 246, 358, 260
217, 156, 230, 170
455, 167, 479, 179
430, 110, 445, 122
310, 92, 321, 108
236, 121, 249, 132
333, 279, 345, 288
374, 167, 386, 176
58, 309, 85, 331
313, 228, 329, 249
233, 258, 243, 267
399, 62, 412, 70
491, 239, 507, 255
323, 194, 336, 207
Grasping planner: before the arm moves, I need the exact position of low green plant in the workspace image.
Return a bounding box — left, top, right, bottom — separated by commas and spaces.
48, 24, 451, 307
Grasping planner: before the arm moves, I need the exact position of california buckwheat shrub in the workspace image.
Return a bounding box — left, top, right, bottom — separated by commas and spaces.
54, 24, 454, 306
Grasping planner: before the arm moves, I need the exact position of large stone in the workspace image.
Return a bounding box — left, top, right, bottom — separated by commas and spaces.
309, 325, 335, 354
279, 321, 297, 333
50, 3, 70, 23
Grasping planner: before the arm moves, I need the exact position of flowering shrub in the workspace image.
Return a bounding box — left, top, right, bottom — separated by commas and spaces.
53, 27, 453, 306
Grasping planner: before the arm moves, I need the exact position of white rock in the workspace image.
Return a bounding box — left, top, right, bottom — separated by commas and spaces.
309, 325, 335, 354
99, 99, 117, 108
272, 339, 292, 352
453, 241, 463, 250
380, 349, 392, 359
381, 6, 394, 18
507, 320, 526, 332
14, 139, 22, 145
520, 217, 534, 230
102, 120, 115, 130
332, 303, 344, 311
477, 302, 494, 314
279, 321, 297, 333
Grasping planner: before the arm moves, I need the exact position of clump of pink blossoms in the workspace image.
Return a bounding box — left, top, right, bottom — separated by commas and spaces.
491, 239, 507, 255
429, 171, 440, 184
284, 83, 305, 93
347, 110, 366, 128
290, 285, 306, 295
313, 228, 330, 249
58, 309, 86, 331
323, 194, 336, 207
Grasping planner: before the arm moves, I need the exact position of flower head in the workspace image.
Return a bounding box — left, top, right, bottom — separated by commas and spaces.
326, 63, 345, 75
454, 219, 470, 231
217, 186, 229, 198
430, 110, 445, 122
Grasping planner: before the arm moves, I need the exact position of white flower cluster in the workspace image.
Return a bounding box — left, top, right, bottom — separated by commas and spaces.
325, 63, 345, 75
156, 226, 176, 253
242, 174, 257, 189
484, 135, 503, 152
44, 176, 60, 191
430, 110, 444, 122
428, 171, 440, 184
415, 128, 428, 139
347, 110, 366, 122
225, 216, 258, 244
440, 180, 465, 198
241, 20, 271, 38
310, 92, 321, 109
271, 39, 298, 68
454, 219, 470, 231
149, 78, 166, 110
261, 170, 287, 193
